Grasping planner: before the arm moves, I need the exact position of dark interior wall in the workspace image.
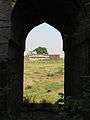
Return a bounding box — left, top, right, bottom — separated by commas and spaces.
64, 40, 89, 97
0, 0, 90, 118
10, 0, 90, 118
15, 0, 82, 32
11, 0, 87, 101
0, 0, 12, 117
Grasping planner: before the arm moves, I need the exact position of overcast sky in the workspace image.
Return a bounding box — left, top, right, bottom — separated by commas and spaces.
25, 23, 64, 56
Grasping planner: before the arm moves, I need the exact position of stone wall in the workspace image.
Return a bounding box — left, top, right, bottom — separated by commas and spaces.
0, 0, 90, 119
0, 0, 13, 119
9, 0, 90, 118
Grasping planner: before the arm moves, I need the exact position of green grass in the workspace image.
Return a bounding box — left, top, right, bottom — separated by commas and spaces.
24, 59, 64, 103
47, 82, 64, 90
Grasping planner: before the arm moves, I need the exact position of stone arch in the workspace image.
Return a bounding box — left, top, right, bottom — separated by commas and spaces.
9, 0, 83, 105
0, 0, 90, 118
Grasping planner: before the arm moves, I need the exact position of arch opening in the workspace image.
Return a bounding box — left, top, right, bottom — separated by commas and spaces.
24, 23, 64, 104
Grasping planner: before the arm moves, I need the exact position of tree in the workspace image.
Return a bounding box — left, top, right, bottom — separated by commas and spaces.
33, 47, 48, 55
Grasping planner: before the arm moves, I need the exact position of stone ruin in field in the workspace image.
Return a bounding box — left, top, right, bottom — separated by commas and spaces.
0, 0, 90, 119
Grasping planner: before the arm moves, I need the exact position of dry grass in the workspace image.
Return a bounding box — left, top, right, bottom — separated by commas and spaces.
24, 59, 64, 103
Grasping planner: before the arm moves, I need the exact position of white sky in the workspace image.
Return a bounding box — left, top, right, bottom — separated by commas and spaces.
25, 23, 64, 56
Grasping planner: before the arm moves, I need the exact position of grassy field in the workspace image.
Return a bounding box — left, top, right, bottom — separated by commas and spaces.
24, 59, 64, 104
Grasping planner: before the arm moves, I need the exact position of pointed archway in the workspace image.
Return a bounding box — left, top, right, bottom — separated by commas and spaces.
24, 23, 64, 103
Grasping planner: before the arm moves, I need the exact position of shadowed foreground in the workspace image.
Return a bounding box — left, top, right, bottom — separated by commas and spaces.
17, 103, 63, 120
